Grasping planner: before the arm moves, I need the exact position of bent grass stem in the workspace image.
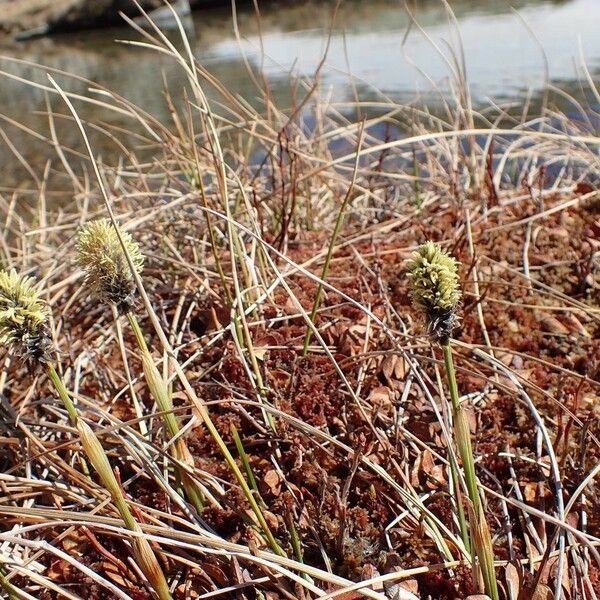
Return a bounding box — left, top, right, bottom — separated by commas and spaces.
47, 363, 172, 600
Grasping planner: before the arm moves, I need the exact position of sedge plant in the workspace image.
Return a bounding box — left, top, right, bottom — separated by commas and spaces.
0, 269, 172, 600
46, 59, 285, 555
407, 242, 499, 600
76, 219, 205, 513
76, 218, 285, 557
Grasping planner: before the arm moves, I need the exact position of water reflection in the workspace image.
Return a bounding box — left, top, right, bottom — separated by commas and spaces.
0, 0, 598, 185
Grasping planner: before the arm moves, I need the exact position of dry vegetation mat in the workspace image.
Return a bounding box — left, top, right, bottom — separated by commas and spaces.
0, 6, 600, 600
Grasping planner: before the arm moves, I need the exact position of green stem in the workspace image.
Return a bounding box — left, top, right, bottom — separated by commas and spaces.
128, 310, 149, 353
128, 312, 179, 440
442, 343, 498, 600
205, 404, 285, 556
442, 345, 480, 510
288, 517, 304, 565
231, 424, 260, 497
302, 121, 364, 355
0, 566, 21, 600
48, 364, 131, 517
47, 363, 90, 477
110, 482, 139, 532
442, 344, 476, 551
448, 446, 471, 554
179, 473, 205, 513
127, 313, 284, 556
77, 421, 172, 600
302, 184, 353, 356
47, 363, 78, 425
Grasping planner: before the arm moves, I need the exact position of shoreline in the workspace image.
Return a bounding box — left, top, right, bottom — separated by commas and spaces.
0, 0, 259, 41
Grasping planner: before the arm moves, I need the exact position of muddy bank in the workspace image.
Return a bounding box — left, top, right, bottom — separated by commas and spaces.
0, 0, 232, 37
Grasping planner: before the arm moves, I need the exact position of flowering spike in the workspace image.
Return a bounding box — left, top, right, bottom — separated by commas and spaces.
407, 241, 461, 343
77, 219, 144, 312
0, 269, 52, 362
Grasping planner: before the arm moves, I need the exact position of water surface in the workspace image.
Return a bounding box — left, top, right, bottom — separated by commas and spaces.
1, 0, 599, 186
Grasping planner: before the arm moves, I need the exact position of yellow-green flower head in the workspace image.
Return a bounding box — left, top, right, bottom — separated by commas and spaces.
407, 241, 461, 343
77, 219, 144, 312
0, 269, 52, 361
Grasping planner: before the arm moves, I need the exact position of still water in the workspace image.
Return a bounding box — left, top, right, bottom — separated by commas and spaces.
1, 0, 599, 184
